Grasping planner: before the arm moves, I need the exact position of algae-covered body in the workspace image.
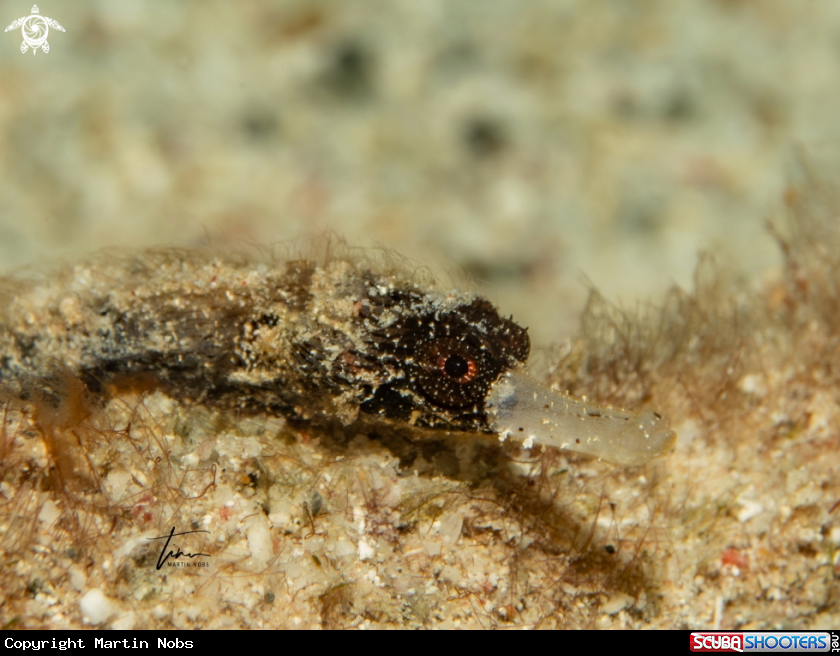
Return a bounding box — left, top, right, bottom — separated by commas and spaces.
0, 248, 674, 465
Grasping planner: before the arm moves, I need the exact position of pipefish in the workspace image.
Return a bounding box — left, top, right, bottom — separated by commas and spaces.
0, 247, 675, 467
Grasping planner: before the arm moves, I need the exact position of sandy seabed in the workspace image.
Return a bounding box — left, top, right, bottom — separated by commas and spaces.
2, 0, 840, 630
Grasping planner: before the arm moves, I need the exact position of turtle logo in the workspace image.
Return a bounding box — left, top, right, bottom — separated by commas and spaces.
5, 5, 64, 55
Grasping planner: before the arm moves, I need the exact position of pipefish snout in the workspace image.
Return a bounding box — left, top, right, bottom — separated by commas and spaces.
0, 248, 674, 466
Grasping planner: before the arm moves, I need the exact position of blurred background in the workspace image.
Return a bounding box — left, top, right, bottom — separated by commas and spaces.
1, 0, 838, 346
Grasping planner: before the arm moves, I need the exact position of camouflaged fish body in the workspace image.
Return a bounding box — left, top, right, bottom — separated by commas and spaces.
0, 249, 674, 465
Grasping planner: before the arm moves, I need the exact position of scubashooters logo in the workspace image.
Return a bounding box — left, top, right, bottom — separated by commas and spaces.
690, 632, 834, 653
692, 635, 745, 652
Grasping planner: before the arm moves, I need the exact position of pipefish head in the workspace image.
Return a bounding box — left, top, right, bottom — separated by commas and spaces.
346, 279, 530, 432
338, 273, 674, 466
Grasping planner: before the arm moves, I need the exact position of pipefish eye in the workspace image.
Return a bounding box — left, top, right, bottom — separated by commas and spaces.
416, 337, 501, 408
439, 351, 476, 383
